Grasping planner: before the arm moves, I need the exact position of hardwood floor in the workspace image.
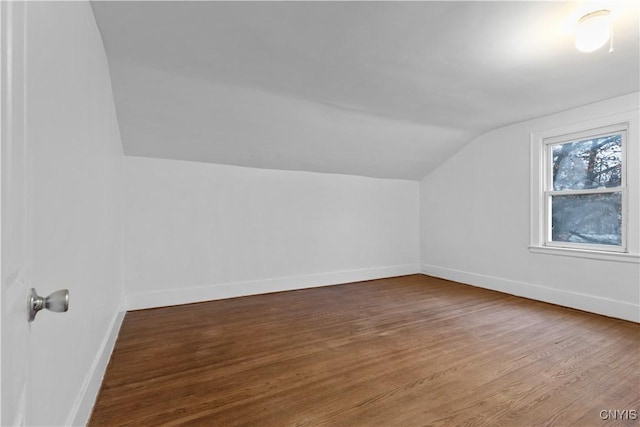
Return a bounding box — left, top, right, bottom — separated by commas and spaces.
89, 275, 639, 426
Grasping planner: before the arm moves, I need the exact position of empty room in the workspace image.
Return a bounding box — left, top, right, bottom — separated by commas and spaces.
1, 1, 639, 426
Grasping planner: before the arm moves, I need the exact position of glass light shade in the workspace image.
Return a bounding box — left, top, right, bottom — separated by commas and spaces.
575, 10, 611, 52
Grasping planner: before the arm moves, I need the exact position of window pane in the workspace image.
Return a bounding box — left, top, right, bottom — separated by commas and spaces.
551, 193, 622, 246
551, 134, 622, 190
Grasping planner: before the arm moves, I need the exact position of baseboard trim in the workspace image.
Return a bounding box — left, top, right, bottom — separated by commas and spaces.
421, 264, 639, 323
67, 310, 125, 426
125, 264, 420, 311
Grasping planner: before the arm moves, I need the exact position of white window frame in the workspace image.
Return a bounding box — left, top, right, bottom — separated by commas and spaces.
530, 111, 639, 263
544, 124, 627, 252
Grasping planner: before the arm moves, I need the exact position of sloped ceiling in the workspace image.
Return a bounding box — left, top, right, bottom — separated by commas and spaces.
91, 1, 639, 180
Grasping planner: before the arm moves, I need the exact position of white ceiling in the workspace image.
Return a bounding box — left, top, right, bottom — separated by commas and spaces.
91, 1, 639, 180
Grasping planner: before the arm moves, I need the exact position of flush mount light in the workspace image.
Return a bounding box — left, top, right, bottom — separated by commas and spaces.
575, 9, 613, 53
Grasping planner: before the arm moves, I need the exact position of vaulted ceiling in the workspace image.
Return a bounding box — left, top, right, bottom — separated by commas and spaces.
91, 1, 639, 180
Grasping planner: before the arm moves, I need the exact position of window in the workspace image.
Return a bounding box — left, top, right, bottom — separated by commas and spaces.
530, 112, 639, 263
545, 126, 626, 252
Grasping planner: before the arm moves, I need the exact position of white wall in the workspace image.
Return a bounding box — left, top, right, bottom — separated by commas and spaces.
420, 92, 640, 322
125, 156, 420, 309
24, 2, 124, 425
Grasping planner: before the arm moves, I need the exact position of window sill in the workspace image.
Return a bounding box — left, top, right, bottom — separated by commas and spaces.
529, 246, 640, 263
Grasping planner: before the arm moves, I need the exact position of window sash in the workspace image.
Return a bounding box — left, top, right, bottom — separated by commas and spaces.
543, 190, 627, 252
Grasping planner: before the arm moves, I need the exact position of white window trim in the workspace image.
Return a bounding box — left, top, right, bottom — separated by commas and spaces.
530, 110, 640, 263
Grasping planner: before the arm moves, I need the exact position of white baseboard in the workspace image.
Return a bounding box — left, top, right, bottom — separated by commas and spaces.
67, 310, 125, 427
421, 264, 639, 323
126, 264, 420, 311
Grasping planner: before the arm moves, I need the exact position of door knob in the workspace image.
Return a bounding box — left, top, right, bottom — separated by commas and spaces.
28, 288, 69, 322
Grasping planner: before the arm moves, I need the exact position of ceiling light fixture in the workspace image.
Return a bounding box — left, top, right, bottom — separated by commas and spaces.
575, 9, 613, 53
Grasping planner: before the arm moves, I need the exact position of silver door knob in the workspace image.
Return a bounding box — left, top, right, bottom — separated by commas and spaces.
28, 288, 69, 322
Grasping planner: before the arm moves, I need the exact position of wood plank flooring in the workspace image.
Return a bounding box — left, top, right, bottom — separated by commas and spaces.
89, 275, 639, 426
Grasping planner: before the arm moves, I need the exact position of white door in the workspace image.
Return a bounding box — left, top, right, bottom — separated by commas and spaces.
1, 2, 32, 425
